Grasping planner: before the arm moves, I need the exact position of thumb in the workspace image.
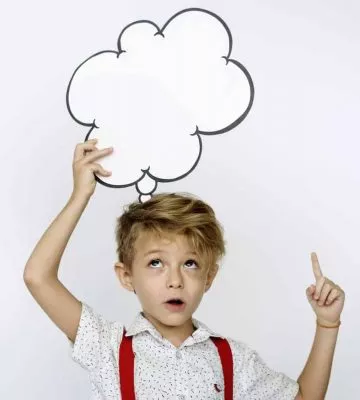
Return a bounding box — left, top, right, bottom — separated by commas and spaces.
306, 284, 316, 303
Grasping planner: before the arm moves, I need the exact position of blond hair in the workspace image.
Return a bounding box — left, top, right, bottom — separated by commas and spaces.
115, 192, 225, 271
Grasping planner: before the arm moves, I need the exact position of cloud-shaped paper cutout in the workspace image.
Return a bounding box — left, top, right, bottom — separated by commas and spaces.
66, 8, 254, 202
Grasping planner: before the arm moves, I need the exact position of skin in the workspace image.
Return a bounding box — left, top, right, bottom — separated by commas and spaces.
114, 230, 219, 348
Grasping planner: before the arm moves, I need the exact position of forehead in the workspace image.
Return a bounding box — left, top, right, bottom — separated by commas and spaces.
134, 230, 195, 254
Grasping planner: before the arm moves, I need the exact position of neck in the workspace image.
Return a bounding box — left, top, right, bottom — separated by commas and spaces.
142, 311, 196, 348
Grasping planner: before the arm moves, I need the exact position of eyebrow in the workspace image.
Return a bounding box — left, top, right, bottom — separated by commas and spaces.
143, 249, 198, 257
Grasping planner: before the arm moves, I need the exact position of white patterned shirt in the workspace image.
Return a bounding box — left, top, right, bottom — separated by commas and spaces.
68, 302, 299, 399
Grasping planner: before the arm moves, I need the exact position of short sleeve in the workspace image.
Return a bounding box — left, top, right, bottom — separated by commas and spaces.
242, 349, 299, 399
231, 339, 300, 399
67, 302, 120, 371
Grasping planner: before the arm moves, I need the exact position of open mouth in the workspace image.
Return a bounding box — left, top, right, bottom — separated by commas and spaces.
166, 299, 184, 305
164, 298, 186, 311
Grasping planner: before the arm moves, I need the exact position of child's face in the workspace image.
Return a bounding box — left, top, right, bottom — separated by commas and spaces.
115, 230, 218, 333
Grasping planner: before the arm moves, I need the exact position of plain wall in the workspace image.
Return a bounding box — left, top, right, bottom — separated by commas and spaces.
1, 0, 359, 398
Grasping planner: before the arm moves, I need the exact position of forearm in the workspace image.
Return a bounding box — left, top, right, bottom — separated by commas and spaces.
24, 192, 91, 281
297, 324, 340, 400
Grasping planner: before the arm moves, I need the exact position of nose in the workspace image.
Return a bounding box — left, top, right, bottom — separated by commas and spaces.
166, 266, 184, 288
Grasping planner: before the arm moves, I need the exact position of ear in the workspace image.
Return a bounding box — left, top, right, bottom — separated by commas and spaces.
114, 262, 135, 292
204, 263, 219, 292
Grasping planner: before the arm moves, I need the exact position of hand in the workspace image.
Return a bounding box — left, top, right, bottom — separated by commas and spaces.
72, 138, 113, 199
306, 252, 345, 326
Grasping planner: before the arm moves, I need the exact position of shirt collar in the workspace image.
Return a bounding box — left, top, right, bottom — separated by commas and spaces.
125, 311, 225, 344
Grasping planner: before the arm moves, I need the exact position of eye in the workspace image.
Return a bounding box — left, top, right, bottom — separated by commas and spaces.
149, 259, 162, 268
184, 259, 199, 269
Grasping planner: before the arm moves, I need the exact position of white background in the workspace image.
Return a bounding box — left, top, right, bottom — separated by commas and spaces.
1, 0, 359, 398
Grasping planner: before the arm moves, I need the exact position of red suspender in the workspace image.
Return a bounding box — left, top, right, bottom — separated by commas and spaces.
119, 328, 233, 400
119, 330, 136, 400
210, 336, 234, 399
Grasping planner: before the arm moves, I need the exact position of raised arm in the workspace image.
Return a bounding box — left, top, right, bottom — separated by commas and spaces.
23, 139, 113, 342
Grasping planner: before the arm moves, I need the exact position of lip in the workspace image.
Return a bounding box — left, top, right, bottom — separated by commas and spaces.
164, 302, 186, 312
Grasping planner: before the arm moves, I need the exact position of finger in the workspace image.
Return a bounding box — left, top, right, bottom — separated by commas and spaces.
318, 283, 332, 305
306, 284, 316, 301
82, 147, 113, 164
90, 163, 112, 176
314, 276, 325, 300
73, 139, 98, 163
325, 289, 339, 305
311, 252, 323, 280
308, 284, 316, 294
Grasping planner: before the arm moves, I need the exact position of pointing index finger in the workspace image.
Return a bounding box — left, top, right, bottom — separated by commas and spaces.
311, 252, 323, 280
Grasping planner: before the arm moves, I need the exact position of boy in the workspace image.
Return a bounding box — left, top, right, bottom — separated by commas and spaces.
24, 139, 343, 399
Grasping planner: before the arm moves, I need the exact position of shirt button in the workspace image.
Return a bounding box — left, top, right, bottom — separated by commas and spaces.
176, 351, 182, 359
177, 395, 185, 400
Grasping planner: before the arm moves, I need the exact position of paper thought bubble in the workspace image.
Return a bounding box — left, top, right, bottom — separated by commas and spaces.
66, 8, 254, 202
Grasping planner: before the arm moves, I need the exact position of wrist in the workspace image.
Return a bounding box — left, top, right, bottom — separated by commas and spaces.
316, 319, 341, 328
70, 190, 92, 204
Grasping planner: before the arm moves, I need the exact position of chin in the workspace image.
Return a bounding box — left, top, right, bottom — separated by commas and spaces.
151, 309, 190, 326
162, 310, 193, 324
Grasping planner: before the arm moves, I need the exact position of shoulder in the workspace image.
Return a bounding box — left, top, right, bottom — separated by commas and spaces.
69, 302, 125, 370
224, 335, 284, 373
224, 336, 257, 366
209, 334, 258, 370
76, 301, 124, 338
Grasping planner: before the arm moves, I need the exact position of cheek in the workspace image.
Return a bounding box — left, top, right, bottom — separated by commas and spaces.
195, 270, 210, 283
187, 275, 208, 294
135, 275, 162, 296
